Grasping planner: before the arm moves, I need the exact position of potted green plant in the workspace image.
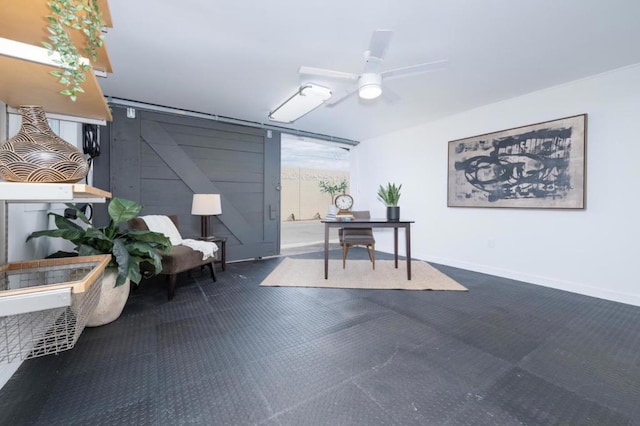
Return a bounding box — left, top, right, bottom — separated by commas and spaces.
319, 178, 348, 216
27, 197, 171, 326
44, 0, 106, 101
377, 182, 402, 221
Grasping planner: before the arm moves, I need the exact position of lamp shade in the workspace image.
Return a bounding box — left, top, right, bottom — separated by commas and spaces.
191, 194, 222, 215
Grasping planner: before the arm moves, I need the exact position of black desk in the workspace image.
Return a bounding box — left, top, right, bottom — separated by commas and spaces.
322, 219, 414, 280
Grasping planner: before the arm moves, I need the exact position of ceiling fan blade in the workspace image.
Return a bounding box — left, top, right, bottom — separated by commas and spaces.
381, 87, 401, 104
368, 29, 393, 60
325, 86, 358, 107
382, 59, 448, 80
298, 66, 358, 81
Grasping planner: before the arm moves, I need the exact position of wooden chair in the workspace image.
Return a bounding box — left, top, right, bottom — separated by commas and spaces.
127, 215, 216, 300
340, 210, 375, 269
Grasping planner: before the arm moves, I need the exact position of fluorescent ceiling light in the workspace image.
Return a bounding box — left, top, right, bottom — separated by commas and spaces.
358, 73, 382, 100
269, 84, 332, 123
0, 37, 90, 69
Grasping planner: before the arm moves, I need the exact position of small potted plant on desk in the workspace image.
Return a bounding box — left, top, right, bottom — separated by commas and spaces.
377, 182, 402, 221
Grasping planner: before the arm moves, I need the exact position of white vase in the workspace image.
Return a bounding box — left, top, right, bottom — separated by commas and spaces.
86, 267, 130, 327
328, 205, 338, 215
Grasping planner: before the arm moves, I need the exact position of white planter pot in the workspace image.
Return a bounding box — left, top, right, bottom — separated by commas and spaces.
86, 267, 130, 327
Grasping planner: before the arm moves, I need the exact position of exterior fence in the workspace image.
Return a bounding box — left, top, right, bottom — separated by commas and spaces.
281, 167, 349, 221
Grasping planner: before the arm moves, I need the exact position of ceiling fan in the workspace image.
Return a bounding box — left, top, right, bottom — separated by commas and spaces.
299, 29, 447, 106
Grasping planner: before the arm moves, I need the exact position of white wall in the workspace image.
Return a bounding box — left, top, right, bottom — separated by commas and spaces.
352, 64, 640, 307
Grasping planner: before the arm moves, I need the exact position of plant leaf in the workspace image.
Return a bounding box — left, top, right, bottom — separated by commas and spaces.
46, 251, 79, 258
26, 228, 83, 242
122, 229, 171, 249
77, 244, 106, 257
377, 182, 402, 206
111, 238, 130, 286
83, 225, 111, 242
126, 258, 143, 285
51, 212, 84, 231
126, 242, 163, 273
108, 198, 143, 225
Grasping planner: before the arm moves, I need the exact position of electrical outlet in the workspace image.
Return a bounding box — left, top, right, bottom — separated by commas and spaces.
488, 238, 496, 248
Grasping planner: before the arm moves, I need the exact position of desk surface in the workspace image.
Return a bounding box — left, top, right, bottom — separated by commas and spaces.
322, 219, 414, 225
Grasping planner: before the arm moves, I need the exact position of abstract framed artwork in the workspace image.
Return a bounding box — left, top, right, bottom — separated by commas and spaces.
447, 114, 586, 209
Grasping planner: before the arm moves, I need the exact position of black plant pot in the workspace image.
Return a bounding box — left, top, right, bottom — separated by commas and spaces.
386, 206, 400, 222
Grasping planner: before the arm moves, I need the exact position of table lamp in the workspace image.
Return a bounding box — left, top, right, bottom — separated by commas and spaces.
191, 194, 222, 239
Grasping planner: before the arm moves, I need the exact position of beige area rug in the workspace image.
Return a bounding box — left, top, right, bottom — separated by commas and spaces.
260, 258, 468, 291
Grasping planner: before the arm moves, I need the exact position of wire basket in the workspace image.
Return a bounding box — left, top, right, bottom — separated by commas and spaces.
0, 255, 110, 363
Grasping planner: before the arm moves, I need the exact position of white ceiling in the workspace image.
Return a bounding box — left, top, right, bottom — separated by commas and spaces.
99, 0, 640, 142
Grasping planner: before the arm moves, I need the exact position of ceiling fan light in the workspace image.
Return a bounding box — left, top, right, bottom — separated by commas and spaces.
358, 73, 382, 99
359, 84, 382, 100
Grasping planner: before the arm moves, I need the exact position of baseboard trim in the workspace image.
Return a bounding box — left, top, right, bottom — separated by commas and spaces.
423, 255, 640, 308
0, 359, 22, 390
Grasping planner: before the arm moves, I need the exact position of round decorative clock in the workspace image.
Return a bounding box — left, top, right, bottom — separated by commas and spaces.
335, 194, 354, 213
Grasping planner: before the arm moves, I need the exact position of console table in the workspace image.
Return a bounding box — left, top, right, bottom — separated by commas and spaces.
197, 236, 227, 271
322, 219, 414, 280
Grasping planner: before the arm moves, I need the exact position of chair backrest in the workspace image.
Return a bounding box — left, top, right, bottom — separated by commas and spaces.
128, 215, 179, 234
340, 211, 374, 241
352, 211, 370, 220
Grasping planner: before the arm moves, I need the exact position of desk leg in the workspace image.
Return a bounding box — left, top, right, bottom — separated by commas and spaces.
394, 227, 399, 268
221, 240, 226, 271
406, 224, 412, 280
324, 223, 329, 279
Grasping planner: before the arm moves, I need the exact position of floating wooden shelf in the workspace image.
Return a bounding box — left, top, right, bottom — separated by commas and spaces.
0, 54, 112, 121
0, 0, 113, 122
0, 0, 113, 72
0, 183, 112, 203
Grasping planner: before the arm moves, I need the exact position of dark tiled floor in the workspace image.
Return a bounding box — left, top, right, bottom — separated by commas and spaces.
1, 249, 639, 425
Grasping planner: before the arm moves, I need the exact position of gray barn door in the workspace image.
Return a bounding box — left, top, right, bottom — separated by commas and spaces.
101, 105, 281, 261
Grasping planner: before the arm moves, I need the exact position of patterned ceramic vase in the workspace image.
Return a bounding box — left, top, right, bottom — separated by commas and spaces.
0, 105, 88, 183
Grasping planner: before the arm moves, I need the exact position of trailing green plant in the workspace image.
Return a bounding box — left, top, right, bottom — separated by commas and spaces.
377, 182, 402, 206
43, 0, 105, 101
319, 179, 348, 203
27, 197, 171, 287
